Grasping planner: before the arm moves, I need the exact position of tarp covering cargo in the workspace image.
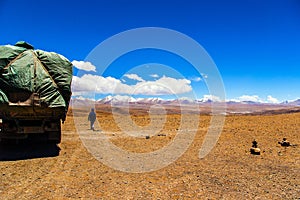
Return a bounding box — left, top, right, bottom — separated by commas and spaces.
0, 41, 72, 120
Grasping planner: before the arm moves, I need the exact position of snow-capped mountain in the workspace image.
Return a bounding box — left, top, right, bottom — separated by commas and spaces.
69, 96, 95, 107
71, 96, 300, 106
97, 95, 136, 104
281, 99, 300, 106
136, 97, 164, 104
172, 97, 197, 104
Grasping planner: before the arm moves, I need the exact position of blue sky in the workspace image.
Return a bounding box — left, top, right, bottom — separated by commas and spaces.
1, 0, 299, 102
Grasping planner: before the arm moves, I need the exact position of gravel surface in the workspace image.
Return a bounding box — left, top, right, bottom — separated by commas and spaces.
0, 112, 299, 199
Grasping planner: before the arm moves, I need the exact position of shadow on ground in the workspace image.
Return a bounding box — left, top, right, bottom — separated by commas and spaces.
0, 140, 60, 161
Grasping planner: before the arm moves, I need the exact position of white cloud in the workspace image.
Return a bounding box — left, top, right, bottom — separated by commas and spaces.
72, 74, 192, 95
131, 76, 192, 95
237, 95, 262, 102
72, 60, 96, 72
124, 74, 144, 82
267, 95, 279, 104
202, 94, 221, 102
201, 73, 208, 79
72, 96, 95, 101
150, 74, 159, 78
71, 74, 130, 94
190, 77, 202, 82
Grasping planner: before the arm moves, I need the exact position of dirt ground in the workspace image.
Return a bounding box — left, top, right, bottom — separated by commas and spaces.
0, 110, 299, 199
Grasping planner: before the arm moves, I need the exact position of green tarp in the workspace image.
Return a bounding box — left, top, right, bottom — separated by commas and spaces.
0, 41, 72, 113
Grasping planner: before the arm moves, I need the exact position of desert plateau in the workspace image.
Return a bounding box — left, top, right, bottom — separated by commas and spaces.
0, 104, 299, 199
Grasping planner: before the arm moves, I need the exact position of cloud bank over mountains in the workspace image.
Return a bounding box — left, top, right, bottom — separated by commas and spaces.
72, 61, 295, 104
72, 74, 192, 96
72, 61, 193, 96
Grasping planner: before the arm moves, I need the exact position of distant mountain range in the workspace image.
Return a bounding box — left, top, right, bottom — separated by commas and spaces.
71, 95, 300, 106
280, 99, 300, 106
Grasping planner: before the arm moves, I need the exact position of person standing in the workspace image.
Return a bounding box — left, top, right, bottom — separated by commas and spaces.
88, 108, 96, 131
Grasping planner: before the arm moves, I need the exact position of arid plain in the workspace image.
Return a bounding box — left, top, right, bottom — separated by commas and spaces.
0, 105, 299, 199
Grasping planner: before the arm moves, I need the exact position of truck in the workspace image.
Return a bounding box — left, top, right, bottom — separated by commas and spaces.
0, 41, 72, 144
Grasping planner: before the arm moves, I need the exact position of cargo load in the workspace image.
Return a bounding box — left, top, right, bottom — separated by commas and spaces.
0, 41, 72, 143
